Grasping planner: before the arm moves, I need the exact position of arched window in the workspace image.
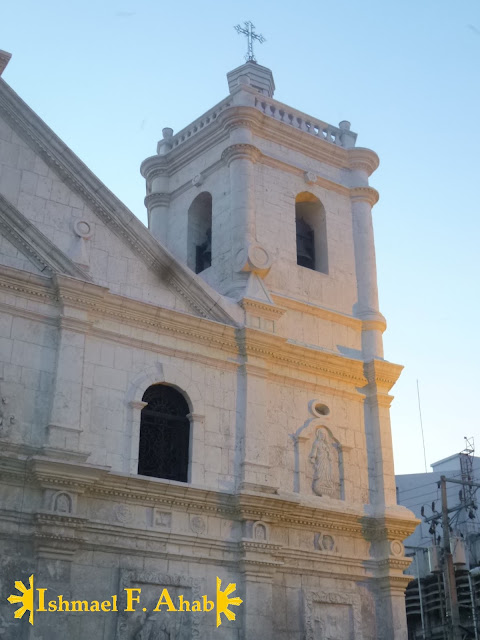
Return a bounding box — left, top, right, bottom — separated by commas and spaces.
187, 192, 212, 274
138, 384, 190, 482
295, 192, 328, 274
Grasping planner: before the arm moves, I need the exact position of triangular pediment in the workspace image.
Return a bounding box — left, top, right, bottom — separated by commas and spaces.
0, 79, 240, 326
0, 193, 91, 279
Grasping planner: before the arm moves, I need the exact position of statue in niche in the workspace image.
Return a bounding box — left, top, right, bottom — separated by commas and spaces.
53, 492, 72, 514
309, 428, 341, 499
254, 523, 267, 541
134, 611, 187, 640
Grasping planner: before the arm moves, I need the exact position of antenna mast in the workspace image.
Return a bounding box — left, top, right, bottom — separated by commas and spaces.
416, 379, 428, 473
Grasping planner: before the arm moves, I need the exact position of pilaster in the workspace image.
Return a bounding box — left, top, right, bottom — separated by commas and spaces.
363, 359, 404, 507
47, 275, 107, 454
350, 179, 384, 359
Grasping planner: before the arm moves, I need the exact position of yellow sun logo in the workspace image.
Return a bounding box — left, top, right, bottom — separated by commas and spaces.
215, 576, 243, 627
7, 574, 35, 625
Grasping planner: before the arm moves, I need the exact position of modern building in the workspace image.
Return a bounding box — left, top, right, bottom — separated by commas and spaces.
0, 49, 417, 639
396, 444, 480, 638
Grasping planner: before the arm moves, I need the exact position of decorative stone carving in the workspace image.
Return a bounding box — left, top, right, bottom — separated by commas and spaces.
73, 220, 93, 239
116, 570, 201, 640
304, 589, 363, 640
0, 395, 15, 437
234, 243, 272, 277
390, 540, 404, 557
134, 611, 187, 639
71, 219, 93, 270
115, 504, 134, 525
314, 532, 336, 552
253, 521, 268, 541
52, 491, 73, 514
309, 427, 341, 498
191, 173, 203, 187
153, 510, 172, 528
190, 515, 205, 535
304, 170, 317, 185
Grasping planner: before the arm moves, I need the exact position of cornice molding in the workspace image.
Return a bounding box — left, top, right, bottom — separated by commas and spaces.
364, 359, 404, 392
0, 265, 55, 303
139, 155, 169, 180
28, 457, 110, 492
240, 297, 286, 322
271, 293, 362, 330
236, 327, 367, 386
144, 192, 171, 209
348, 147, 380, 175
221, 143, 262, 166
160, 104, 353, 177
5, 455, 417, 540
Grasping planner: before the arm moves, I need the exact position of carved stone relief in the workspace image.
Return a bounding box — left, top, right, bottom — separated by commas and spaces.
0, 395, 15, 438
390, 540, 404, 557
253, 521, 268, 541
152, 510, 172, 528
115, 504, 134, 525
134, 610, 188, 640
116, 570, 201, 640
304, 589, 363, 640
190, 516, 205, 535
52, 492, 73, 514
314, 533, 336, 552
309, 427, 342, 499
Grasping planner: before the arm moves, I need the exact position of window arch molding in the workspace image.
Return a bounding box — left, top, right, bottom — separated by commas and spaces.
126, 363, 205, 482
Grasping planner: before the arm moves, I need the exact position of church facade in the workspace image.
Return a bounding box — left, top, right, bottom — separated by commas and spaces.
0, 51, 416, 639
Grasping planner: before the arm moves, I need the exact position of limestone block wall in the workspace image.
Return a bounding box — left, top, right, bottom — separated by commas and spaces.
0, 113, 193, 312
0, 288, 56, 449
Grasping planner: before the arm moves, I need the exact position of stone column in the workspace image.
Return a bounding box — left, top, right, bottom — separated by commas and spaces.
140, 132, 171, 245
349, 148, 385, 361
222, 137, 262, 298
144, 191, 170, 245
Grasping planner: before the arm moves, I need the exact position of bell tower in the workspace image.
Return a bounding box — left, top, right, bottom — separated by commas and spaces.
141, 58, 384, 359
140, 55, 417, 638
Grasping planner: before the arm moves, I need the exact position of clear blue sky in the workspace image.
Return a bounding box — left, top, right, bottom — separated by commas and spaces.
2, 0, 479, 474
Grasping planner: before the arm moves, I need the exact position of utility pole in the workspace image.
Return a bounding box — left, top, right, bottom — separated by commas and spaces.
440, 475, 462, 640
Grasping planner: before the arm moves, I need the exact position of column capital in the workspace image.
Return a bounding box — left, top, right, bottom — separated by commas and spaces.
348, 147, 380, 175
144, 192, 171, 210
221, 143, 262, 166
140, 155, 169, 180
350, 186, 379, 207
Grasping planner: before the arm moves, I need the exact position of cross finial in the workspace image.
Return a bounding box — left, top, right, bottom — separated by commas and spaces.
234, 21, 265, 63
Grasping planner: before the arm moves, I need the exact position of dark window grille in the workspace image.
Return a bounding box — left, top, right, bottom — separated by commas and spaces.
138, 385, 190, 482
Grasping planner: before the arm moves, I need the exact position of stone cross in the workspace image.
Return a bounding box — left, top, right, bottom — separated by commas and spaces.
234, 21, 265, 62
